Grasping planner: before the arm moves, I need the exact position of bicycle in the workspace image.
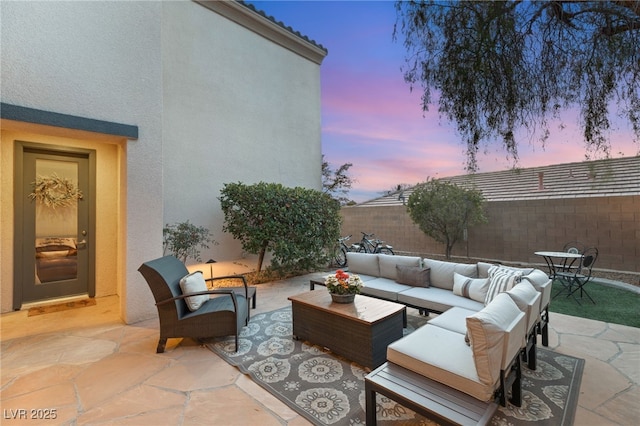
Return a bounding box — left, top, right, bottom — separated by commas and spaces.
333, 235, 361, 267
355, 232, 395, 255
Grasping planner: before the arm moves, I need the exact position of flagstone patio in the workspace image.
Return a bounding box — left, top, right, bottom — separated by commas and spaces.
1, 272, 638, 425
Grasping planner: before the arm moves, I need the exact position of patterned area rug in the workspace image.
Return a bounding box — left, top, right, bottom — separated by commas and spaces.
206, 306, 583, 426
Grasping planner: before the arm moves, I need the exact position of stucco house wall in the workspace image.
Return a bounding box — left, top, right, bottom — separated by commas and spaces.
0, 1, 326, 322
162, 1, 323, 256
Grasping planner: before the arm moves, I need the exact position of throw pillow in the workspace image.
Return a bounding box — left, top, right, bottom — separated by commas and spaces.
453, 272, 489, 303
179, 271, 209, 312
484, 266, 523, 305
395, 265, 430, 287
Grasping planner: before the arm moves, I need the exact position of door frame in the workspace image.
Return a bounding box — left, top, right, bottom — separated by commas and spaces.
13, 141, 96, 310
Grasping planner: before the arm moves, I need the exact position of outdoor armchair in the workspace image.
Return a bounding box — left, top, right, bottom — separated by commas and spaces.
138, 255, 250, 353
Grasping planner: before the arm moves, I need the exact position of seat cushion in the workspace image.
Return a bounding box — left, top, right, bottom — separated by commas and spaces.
453, 272, 489, 303
387, 325, 496, 401
428, 307, 477, 335
397, 286, 484, 313
179, 271, 209, 312
360, 278, 412, 301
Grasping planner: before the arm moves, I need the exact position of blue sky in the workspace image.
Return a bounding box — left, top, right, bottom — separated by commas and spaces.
250, 0, 638, 202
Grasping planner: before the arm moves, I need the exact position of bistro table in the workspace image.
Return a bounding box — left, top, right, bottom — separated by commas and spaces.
534, 251, 583, 280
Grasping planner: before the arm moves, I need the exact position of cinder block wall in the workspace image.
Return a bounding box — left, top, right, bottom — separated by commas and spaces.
340, 195, 640, 273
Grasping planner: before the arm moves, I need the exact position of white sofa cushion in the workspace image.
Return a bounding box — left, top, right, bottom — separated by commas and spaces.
179, 271, 209, 312
397, 287, 484, 313
467, 293, 525, 386
453, 272, 489, 303
387, 325, 496, 401
477, 262, 494, 278
484, 266, 523, 304
360, 278, 412, 301
428, 307, 476, 335
379, 254, 421, 280
422, 258, 478, 290
507, 281, 541, 334
346, 252, 380, 277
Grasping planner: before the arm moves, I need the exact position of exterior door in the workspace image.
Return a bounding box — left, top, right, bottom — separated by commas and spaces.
14, 143, 95, 309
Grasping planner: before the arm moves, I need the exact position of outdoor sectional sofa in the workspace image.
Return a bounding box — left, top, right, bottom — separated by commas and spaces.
346, 251, 552, 355
346, 252, 551, 424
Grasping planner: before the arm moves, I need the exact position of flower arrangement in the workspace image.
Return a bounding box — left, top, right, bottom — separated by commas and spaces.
325, 270, 363, 295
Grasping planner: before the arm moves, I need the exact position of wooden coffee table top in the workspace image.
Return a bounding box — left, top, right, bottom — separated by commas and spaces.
288, 290, 405, 325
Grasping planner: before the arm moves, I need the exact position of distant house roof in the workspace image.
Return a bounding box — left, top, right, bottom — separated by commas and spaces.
356, 156, 640, 207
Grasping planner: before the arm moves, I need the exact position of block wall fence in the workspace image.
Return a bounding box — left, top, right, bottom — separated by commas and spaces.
339, 195, 640, 273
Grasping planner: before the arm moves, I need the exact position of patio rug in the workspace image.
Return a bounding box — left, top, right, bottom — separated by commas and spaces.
206, 306, 583, 426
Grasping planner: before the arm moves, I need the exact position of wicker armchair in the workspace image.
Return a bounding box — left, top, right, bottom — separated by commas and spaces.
138, 255, 250, 353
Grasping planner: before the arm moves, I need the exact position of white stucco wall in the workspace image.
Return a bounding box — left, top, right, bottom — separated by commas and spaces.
161, 1, 324, 263
1, 0, 325, 323
1, 1, 163, 322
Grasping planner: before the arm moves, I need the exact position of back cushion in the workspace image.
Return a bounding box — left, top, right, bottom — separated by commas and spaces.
346, 252, 380, 277
423, 258, 478, 290
477, 262, 495, 278
466, 293, 522, 387
379, 254, 421, 280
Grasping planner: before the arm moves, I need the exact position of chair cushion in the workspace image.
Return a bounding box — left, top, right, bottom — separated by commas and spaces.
346, 252, 380, 277
453, 272, 489, 303
379, 254, 421, 280
179, 271, 209, 312
396, 265, 430, 287
484, 266, 523, 305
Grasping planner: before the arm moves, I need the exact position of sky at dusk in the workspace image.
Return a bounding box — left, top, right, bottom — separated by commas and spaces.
250, 1, 639, 202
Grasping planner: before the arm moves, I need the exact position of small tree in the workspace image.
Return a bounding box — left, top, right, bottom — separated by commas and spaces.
407, 179, 487, 259
322, 155, 356, 205
163, 220, 215, 263
219, 182, 341, 274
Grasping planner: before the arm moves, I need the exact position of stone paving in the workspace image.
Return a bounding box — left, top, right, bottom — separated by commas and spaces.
1, 272, 638, 425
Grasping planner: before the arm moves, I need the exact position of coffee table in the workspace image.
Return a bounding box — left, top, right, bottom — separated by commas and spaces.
288, 290, 406, 369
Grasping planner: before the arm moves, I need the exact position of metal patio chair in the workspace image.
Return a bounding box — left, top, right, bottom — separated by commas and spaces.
554, 247, 598, 305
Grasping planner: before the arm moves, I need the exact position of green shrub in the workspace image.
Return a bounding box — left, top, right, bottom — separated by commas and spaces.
163, 220, 215, 263
219, 182, 341, 274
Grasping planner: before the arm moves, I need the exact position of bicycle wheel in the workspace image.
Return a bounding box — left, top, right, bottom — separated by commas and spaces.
334, 247, 347, 267
378, 247, 395, 255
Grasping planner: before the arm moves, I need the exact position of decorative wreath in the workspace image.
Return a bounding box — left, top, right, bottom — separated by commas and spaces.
29, 174, 82, 209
